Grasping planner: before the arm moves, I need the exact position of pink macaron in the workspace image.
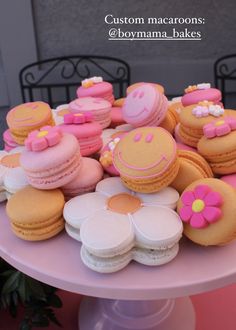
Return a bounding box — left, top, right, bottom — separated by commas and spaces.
3, 129, 21, 152
220, 174, 236, 189
181, 83, 222, 107
20, 126, 82, 190
77, 78, 114, 104
176, 142, 197, 153
61, 157, 104, 200
109, 107, 126, 128
69, 97, 112, 129
99, 133, 126, 176
59, 113, 102, 156
122, 84, 168, 127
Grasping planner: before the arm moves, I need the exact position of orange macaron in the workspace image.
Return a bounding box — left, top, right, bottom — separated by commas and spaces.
113, 127, 180, 193
6, 102, 55, 145
6, 186, 65, 241
177, 178, 236, 246
171, 150, 213, 193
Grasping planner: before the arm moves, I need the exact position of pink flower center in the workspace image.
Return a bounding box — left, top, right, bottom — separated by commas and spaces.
192, 199, 205, 213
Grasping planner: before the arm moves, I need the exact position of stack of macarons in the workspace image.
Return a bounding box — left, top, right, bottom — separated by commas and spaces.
6, 102, 55, 145
177, 102, 226, 147
69, 97, 112, 129
77, 77, 115, 104
20, 126, 83, 190
59, 112, 103, 156
181, 83, 222, 107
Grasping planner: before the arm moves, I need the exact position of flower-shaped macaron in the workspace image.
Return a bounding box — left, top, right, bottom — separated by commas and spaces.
179, 185, 223, 228
203, 117, 236, 138
64, 177, 182, 248
0, 147, 24, 199
25, 126, 62, 151
64, 112, 93, 124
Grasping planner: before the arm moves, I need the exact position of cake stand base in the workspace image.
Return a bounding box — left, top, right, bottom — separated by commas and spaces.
79, 296, 195, 330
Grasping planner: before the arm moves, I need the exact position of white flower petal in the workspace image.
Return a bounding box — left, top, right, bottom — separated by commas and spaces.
63, 192, 107, 228
3, 167, 29, 193
96, 177, 130, 197
137, 187, 179, 209
131, 206, 183, 249
80, 209, 134, 257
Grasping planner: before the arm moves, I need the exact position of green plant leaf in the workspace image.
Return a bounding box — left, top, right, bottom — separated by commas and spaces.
45, 309, 62, 327
20, 320, 31, 330
26, 277, 47, 301
1, 271, 21, 294
48, 294, 63, 308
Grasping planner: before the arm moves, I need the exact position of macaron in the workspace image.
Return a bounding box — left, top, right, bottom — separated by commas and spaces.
113, 98, 125, 107
221, 174, 236, 189
59, 113, 102, 156
61, 157, 103, 200
99, 133, 126, 176
113, 127, 180, 193
178, 103, 226, 147
0, 148, 23, 188
3, 167, 29, 200
127, 82, 165, 95
177, 178, 236, 246
122, 84, 168, 127
64, 176, 182, 272
6, 186, 65, 241
77, 77, 114, 104
197, 116, 236, 175
109, 106, 126, 128
6, 102, 55, 145
52, 104, 70, 125
171, 150, 213, 193
69, 97, 112, 129
3, 129, 21, 151
20, 127, 82, 189
181, 83, 222, 107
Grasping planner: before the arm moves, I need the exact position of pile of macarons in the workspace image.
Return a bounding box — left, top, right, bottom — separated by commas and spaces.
3, 77, 236, 274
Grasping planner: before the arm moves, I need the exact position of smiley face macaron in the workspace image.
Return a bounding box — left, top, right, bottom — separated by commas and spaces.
122, 84, 168, 127
113, 127, 180, 193
6, 102, 55, 145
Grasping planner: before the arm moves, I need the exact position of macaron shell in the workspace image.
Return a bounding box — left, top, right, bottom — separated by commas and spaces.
77, 81, 113, 98
171, 150, 213, 193
113, 127, 177, 179
197, 131, 236, 174
6, 186, 65, 241
177, 178, 236, 246
61, 157, 103, 197
181, 88, 222, 106
6, 102, 52, 129
127, 82, 165, 95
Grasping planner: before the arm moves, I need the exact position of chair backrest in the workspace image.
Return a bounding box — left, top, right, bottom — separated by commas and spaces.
19, 55, 131, 108
214, 54, 236, 105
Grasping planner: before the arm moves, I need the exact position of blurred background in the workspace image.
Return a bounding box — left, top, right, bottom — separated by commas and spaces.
0, 0, 236, 107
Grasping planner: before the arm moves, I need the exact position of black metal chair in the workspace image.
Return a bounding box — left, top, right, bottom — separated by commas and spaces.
214, 54, 236, 105
19, 55, 131, 108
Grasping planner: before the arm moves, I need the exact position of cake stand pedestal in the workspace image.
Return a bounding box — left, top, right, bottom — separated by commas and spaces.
1, 203, 236, 330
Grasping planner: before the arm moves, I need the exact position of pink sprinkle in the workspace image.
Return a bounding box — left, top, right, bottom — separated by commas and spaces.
145, 133, 153, 143
134, 133, 142, 142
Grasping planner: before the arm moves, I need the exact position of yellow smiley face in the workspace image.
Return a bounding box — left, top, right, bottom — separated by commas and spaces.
113, 127, 176, 178
7, 102, 51, 128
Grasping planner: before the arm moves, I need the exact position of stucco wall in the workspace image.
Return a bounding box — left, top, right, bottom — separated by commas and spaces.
32, 0, 236, 94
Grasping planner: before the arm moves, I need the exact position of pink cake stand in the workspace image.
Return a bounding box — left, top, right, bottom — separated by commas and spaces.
1, 203, 236, 330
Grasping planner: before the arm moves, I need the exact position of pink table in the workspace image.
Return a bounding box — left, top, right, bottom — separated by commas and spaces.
1, 203, 236, 330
